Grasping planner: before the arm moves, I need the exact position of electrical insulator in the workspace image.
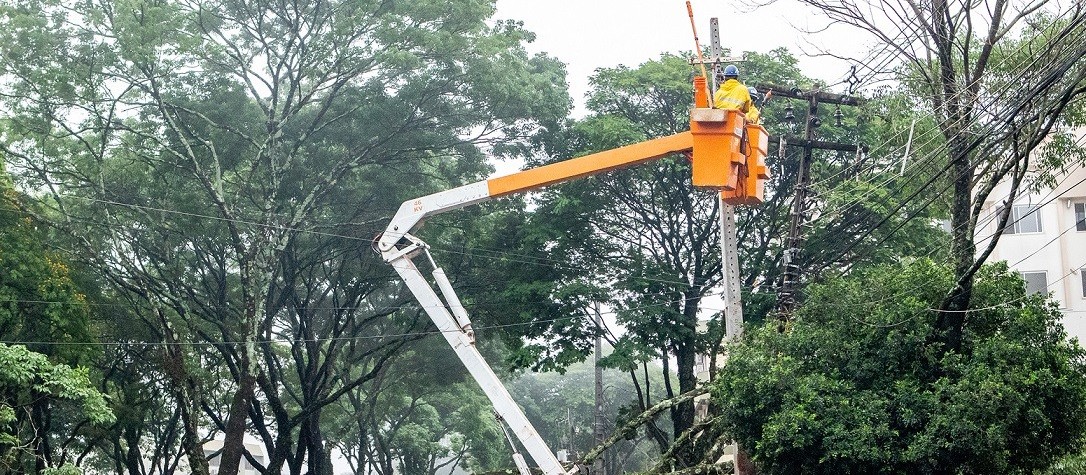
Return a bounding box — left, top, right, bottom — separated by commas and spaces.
810, 116, 822, 128
834, 105, 843, 127
784, 104, 795, 122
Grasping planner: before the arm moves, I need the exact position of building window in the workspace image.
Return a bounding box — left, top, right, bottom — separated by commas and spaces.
1022, 271, 1048, 295
1004, 204, 1043, 234
1075, 202, 1086, 232
1081, 269, 1086, 298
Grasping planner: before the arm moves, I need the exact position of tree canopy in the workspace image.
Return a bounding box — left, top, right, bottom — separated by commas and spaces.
514, 49, 948, 469
713, 259, 1086, 474
0, 0, 1084, 473
790, 0, 1086, 353
0, 343, 115, 473
0, 0, 568, 473
0, 164, 113, 473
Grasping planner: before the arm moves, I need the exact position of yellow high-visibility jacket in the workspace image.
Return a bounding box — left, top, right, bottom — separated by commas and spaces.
747, 105, 761, 124
714, 79, 753, 114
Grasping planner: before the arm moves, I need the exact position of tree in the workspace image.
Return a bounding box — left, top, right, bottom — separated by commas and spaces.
0, 0, 568, 473
508, 356, 669, 475
520, 53, 801, 458
787, 0, 1086, 353
789, 84, 953, 283
515, 49, 946, 468
1039, 448, 1086, 474
0, 343, 115, 473
0, 163, 95, 368
0, 162, 111, 473
713, 259, 1086, 473
326, 342, 509, 475
87, 341, 193, 475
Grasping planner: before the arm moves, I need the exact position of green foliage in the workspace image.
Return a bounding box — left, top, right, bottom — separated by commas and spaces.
516, 50, 946, 463
803, 175, 949, 268
0, 345, 111, 421
0, 343, 114, 469
326, 343, 509, 475
0, 176, 95, 364
0, 163, 109, 471
447, 203, 606, 373
508, 355, 671, 474
1037, 447, 1086, 474
791, 76, 952, 280
524, 53, 724, 377
41, 465, 82, 475
0, 0, 571, 471
987, 14, 1086, 192
713, 259, 1086, 474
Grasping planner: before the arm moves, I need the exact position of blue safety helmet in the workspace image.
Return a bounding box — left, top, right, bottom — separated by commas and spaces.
723, 64, 739, 78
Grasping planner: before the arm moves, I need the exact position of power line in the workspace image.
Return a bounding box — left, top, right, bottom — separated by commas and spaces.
4, 19, 1076, 303
0, 10, 1080, 344
802, 160, 1086, 314
0, 290, 734, 347
799, 7, 1083, 219
798, 41, 1086, 274
3, 11, 1072, 298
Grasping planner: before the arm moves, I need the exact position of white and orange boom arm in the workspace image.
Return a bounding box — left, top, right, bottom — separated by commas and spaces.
375, 77, 768, 475
376, 131, 705, 254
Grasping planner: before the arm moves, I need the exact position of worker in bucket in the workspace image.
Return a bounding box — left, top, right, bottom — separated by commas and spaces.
746, 86, 762, 124
713, 64, 755, 120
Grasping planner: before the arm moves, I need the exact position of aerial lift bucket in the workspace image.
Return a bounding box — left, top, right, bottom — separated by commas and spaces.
686, 76, 747, 190
723, 123, 771, 205
690, 109, 745, 190
689, 77, 745, 190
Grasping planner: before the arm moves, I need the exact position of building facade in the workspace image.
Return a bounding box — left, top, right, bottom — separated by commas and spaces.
174, 439, 266, 475
975, 160, 1086, 340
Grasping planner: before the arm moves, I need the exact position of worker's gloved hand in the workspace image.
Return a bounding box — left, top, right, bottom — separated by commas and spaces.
748, 106, 761, 124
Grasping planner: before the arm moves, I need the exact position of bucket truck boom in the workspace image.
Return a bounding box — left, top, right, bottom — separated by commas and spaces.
375, 77, 768, 475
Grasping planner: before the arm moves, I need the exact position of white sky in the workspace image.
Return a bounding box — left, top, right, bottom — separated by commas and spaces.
494, 0, 869, 116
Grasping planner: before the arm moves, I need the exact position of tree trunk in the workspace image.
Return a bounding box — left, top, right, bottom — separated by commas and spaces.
306, 408, 332, 475
217, 371, 256, 475
673, 345, 697, 436
937, 137, 976, 352
671, 291, 702, 467
263, 423, 295, 475
220, 263, 270, 475
123, 424, 143, 475
735, 449, 756, 475
161, 337, 211, 475
32, 397, 51, 473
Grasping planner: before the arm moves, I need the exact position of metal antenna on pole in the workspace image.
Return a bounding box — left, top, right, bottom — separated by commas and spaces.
687, 13, 742, 95
709, 18, 722, 92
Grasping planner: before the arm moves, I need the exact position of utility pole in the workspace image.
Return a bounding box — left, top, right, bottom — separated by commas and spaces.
704, 19, 746, 343
568, 407, 575, 461
687, 17, 749, 475
756, 84, 865, 327
593, 304, 605, 474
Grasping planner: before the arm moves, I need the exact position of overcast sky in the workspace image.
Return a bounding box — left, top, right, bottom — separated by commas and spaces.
494, 0, 869, 116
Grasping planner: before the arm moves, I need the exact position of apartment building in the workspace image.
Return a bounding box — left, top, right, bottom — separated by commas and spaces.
203, 440, 265, 475
975, 161, 1086, 341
